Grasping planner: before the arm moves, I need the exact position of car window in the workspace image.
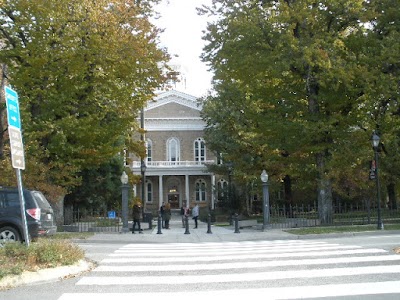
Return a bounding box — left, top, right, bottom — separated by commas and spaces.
4, 192, 20, 208
31, 192, 52, 209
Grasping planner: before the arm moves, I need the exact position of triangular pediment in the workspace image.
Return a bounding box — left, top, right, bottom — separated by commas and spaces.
146, 101, 201, 118
146, 90, 201, 112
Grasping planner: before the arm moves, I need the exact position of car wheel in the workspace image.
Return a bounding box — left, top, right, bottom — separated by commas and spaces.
0, 226, 21, 247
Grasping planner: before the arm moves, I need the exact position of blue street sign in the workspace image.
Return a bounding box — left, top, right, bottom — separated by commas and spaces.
5, 86, 21, 130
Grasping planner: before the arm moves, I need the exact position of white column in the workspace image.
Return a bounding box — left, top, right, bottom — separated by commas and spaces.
211, 174, 216, 209
185, 174, 190, 205
159, 175, 163, 208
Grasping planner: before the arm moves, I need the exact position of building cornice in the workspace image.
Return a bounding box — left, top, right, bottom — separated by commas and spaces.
145, 117, 205, 131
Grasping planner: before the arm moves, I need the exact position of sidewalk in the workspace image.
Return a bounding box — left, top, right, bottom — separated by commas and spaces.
87, 215, 297, 244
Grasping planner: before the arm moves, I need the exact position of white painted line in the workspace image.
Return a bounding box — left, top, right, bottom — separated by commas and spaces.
59, 281, 400, 300
120, 240, 330, 250
102, 248, 386, 263
112, 245, 360, 256
77, 265, 400, 285
95, 254, 400, 272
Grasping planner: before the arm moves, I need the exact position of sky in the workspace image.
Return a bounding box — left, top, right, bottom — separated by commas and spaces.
153, 0, 213, 97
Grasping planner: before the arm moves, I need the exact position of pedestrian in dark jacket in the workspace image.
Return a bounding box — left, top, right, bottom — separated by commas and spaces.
132, 202, 142, 234
160, 202, 165, 228
164, 202, 171, 229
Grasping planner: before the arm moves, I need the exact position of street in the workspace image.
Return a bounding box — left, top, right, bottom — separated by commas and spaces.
1, 223, 400, 300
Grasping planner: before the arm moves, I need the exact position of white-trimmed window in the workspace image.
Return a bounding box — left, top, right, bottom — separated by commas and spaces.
194, 138, 206, 162
146, 139, 152, 162
146, 180, 153, 203
195, 179, 207, 202
167, 137, 180, 162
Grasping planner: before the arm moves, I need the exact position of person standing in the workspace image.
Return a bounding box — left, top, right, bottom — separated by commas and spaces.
180, 201, 189, 228
160, 202, 165, 228
132, 201, 142, 234
192, 203, 199, 229
164, 202, 171, 229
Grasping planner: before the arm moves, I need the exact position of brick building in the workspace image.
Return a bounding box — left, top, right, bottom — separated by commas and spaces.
130, 90, 219, 214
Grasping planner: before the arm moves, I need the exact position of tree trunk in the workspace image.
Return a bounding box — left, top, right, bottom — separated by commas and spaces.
387, 183, 397, 209
283, 175, 293, 217
316, 152, 333, 225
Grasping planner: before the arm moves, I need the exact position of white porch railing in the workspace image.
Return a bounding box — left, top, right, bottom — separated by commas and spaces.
131, 160, 215, 168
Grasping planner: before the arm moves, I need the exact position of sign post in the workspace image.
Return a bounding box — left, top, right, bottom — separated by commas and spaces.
5, 86, 29, 246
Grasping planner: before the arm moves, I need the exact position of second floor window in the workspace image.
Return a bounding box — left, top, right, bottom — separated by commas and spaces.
194, 138, 206, 162
167, 137, 180, 161
146, 139, 152, 162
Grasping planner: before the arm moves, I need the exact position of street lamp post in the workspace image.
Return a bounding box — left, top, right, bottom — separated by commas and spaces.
227, 162, 233, 209
261, 170, 270, 230
372, 132, 384, 230
140, 105, 146, 214
120, 171, 130, 233
140, 160, 147, 216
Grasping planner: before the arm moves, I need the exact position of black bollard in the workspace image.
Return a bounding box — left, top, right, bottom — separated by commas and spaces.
234, 213, 240, 233
207, 213, 212, 234
157, 212, 162, 234
184, 215, 190, 234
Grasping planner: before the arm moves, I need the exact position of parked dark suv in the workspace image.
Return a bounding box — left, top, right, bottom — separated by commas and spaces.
0, 187, 57, 244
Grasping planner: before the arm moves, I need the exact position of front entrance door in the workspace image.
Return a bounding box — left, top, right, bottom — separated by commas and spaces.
168, 194, 179, 209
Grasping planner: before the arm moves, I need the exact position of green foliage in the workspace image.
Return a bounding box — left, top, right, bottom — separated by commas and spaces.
65, 156, 125, 209
200, 0, 400, 213
0, 0, 168, 195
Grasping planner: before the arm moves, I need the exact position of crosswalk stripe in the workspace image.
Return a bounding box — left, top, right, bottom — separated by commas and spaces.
102, 248, 386, 263
59, 240, 400, 300
77, 265, 400, 285
122, 239, 327, 245
113, 244, 361, 255
119, 240, 330, 249
95, 254, 400, 272
59, 281, 400, 300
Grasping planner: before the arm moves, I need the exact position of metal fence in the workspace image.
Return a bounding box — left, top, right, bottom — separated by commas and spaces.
63, 207, 123, 232
267, 204, 400, 229
62, 204, 400, 232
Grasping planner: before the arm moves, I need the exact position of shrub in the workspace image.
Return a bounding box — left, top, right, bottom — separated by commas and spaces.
0, 238, 85, 280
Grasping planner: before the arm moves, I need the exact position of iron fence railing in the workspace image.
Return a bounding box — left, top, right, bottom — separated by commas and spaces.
63, 207, 123, 232
63, 204, 399, 232
267, 204, 400, 229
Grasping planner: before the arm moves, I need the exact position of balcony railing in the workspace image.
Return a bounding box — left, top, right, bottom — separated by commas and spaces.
131, 160, 215, 168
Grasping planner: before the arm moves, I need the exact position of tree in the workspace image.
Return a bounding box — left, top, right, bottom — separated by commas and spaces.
200, 0, 380, 224
0, 0, 168, 197
64, 156, 125, 210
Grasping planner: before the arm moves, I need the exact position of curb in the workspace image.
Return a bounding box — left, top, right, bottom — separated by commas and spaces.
0, 259, 95, 291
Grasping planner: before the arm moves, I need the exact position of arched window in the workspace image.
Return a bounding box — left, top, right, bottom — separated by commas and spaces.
167, 138, 180, 162
146, 180, 153, 203
195, 179, 206, 202
194, 138, 206, 162
146, 139, 152, 162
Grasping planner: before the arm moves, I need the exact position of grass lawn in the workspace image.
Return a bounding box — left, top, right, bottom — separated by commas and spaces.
285, 223, 400, 235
